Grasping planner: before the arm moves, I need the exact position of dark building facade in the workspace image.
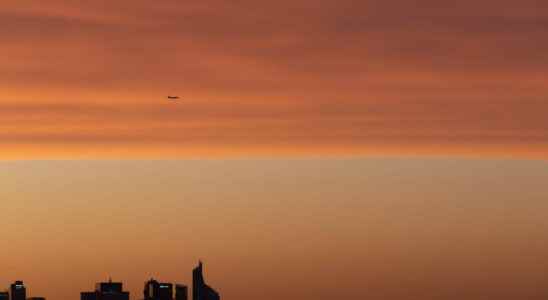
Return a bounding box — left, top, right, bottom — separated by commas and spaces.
81, 292, 97, 300
175, 285, 187, 300
0, 291, 8, 300
144, 279, 172, 300
80, 279, 129, 300
192, 262, 219, 300
10, 281, 26, 300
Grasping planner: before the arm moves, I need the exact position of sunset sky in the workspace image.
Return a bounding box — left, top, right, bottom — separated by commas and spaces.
1, 0, 547, 158
1, 1, 548, 300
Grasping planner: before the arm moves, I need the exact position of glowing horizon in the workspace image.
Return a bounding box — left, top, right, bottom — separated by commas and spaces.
2, 159, 548, 300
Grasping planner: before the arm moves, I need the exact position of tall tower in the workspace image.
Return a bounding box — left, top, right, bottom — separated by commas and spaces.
10, 281, 26, 300
192, 262, 219, 300
192, 262, 203, 300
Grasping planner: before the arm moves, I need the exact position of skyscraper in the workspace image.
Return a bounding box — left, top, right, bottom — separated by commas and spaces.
192, 262, 219, 300
81, 279, 129, 300
175, 285, 187, 300
144, 279, 173, 300
10, 281, 26, 300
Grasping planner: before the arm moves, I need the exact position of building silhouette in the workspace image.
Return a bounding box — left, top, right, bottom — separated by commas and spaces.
81, 279, 129, 300
175, 285, 187, 300
6, 261, 219, 300
143, 279, 188, 300
144, 279, 172, 300
192, 262, 219, 300
10, 281, 26, 300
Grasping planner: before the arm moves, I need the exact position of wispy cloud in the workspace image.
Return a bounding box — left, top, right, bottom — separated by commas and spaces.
1, 0, 547, 158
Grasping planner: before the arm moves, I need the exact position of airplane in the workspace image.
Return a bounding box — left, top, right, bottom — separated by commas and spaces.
167, 96, 180, 100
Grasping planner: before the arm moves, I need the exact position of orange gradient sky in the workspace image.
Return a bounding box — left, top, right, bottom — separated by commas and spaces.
1, 0, 547, 158
1, 159, 548, 300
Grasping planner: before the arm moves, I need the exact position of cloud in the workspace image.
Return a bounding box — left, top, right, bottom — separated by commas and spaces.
0, 0, 547, 158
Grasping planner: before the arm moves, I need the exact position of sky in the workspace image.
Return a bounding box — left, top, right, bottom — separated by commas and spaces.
1, 1, 548, 300
1, 159, 548, 300
0, 0, 547, 159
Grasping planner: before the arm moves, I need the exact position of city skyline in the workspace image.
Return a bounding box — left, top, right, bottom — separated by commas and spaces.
1, 262, 219, 300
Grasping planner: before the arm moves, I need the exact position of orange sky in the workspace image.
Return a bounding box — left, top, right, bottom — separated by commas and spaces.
1, 0, 547, 159
1, 159, 548, 300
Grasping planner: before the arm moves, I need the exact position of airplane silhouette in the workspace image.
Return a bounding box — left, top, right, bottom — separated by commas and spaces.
167, 96, 180, 100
